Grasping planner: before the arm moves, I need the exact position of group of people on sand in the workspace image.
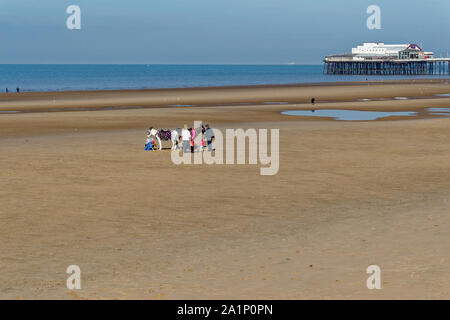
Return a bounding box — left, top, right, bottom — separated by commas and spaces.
145, 123, 215, 152
177, 123, 215, 153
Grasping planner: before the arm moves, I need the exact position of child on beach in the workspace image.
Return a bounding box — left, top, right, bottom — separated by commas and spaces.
200, 139, 205, 152
144, 137, 153, 151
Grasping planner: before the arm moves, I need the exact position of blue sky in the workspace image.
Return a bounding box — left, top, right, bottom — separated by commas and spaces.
0, 0, 448, 64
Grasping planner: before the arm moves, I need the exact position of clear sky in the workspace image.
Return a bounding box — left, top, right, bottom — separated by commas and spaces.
0, 0, 448, 64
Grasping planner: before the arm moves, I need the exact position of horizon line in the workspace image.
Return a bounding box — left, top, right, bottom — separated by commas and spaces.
0, 63, 324, 66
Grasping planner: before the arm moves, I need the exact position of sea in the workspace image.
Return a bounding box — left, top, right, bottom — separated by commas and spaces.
0, 64, 448, 92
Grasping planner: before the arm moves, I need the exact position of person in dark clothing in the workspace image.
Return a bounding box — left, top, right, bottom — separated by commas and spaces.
16, 87, 20, 93
204, 124, 215, 151
5, 88, 8, 93
311, 97, 315, 105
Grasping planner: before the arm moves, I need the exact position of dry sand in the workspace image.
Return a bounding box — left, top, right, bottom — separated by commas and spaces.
0, 81, 449, 299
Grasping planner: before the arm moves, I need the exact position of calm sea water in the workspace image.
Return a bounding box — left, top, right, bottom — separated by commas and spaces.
0, 64, 448, 92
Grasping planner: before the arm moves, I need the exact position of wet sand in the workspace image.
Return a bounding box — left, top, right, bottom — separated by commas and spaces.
1, 79, 449, 113
0, 80, 449, 299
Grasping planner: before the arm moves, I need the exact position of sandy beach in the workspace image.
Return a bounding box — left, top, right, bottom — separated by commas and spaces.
1, 80, 449, 299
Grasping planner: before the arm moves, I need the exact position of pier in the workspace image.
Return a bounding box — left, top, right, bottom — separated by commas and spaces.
323, 42, 450, 76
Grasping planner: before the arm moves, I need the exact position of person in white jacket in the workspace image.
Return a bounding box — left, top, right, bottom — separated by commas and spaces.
181, 124, 191, 153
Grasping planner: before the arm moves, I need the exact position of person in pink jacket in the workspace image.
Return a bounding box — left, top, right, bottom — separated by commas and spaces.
190, 127, 196, 153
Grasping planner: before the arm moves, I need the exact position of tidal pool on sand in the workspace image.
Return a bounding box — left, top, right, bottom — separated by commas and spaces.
281, 109, 417, 121
427, 108, 450, 116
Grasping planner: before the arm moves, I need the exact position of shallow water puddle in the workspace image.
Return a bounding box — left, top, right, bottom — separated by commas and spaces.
435, 94, 450, 97
281, 109, 417, 121
427, 108, 450, 116
264, 102, 289, 105
0, 111, 22, 114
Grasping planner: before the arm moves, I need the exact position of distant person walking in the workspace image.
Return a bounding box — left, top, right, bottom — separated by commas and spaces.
311, 97, 315, 105
204, 124, 215, 152
181, 124, 191, 154
5, 88, 8, 93
16, 87, 20, 93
